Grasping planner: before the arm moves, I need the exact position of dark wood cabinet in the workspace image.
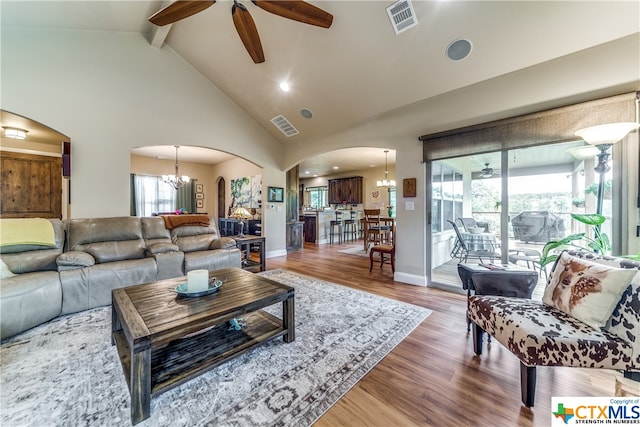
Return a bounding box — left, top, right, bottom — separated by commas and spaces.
303, 216, 316, 243
328, 176, 363, 205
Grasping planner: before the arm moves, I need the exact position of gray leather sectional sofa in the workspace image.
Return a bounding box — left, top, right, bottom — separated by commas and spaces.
0, 216, 242, 340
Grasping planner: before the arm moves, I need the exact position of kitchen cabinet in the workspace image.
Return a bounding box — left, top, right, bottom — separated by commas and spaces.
328, 176, 363, 205
303, 216, 316, 243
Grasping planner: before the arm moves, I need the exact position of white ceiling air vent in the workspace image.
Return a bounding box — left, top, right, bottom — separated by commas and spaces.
386, 0, 418, 35
271, 115, 299, 137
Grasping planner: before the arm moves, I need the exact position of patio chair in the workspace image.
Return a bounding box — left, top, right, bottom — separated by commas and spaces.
447, 220, 500, 263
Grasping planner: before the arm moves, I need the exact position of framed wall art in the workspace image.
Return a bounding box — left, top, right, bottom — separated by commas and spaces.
403, 178, 417, 197
196, 199, 204, 209
268, 186, 284, 203
195, 183, 204, 193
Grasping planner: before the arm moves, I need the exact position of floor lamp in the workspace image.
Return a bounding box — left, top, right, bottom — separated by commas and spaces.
575, 122, 640, 216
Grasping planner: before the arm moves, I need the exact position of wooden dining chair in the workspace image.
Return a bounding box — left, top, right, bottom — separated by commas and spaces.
369, 220, 395, 273
364, 209, 391, 249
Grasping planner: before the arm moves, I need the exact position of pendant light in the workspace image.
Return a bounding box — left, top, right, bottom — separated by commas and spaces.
376, 150, 396, 188
162, 145, 190, 189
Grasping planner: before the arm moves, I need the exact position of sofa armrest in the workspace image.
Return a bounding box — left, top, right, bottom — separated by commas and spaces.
57, 251, 95, 270
210, 237, 237, 250
145, 242, 179, 255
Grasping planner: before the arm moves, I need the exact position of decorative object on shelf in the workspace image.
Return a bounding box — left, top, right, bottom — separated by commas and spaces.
403, 178, 416, 197
228, 317, 247, 331
162, 145, 190, 190
376, 150, 396, 188
574, 122, 639, 215
174, 208, 187, 215
268, 186, 284, 202
231, 206, 253, 237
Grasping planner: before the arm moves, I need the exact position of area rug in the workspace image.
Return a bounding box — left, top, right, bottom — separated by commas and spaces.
0, 269, 430, 427
337, 246, 370, 257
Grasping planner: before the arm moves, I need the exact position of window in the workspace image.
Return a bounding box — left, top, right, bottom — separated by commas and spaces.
431, 162, 463, 232
305, 186, 328, 209
132, 175, 177, 217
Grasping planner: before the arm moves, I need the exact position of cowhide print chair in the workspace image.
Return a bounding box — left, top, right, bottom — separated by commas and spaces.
468, 250, 640, 407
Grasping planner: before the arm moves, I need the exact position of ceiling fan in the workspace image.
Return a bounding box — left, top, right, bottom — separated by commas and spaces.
149, 0, 333, 64
480, 163, 501, 178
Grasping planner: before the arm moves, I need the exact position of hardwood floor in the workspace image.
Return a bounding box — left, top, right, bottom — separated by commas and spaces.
266, 241, 620, 427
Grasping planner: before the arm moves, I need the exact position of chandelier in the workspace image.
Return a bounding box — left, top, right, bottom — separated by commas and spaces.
376, 150, 396, 188
162, 145, 190, 190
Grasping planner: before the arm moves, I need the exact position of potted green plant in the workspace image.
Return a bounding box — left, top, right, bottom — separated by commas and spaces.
539, 213, 610, 267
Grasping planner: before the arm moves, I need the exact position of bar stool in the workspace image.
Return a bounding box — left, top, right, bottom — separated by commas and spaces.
343, 210, 357, 242
329, 211, 343, 244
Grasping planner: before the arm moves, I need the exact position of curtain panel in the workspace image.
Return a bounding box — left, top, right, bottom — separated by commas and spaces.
420, 92, 638, 161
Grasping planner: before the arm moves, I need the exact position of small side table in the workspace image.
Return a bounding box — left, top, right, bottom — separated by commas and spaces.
234, 235, 266, 272
458, 263, 538, 330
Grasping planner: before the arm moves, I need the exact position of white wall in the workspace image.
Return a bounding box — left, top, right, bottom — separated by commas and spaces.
2, 28, 287, 255
282, 35, 640, 286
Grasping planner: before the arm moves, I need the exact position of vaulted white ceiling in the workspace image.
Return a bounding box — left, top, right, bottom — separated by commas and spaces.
3, 1, 639, 176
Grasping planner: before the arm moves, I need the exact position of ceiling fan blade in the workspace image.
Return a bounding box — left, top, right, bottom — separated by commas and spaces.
252, 0, 333, 28
232, 2, 265, 64
149, 0, 215, 26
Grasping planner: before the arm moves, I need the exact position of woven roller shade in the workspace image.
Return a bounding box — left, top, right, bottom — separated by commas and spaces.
420, 92, 638, 161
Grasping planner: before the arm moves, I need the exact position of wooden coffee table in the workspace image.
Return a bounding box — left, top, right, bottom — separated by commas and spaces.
111, 267, 295, 425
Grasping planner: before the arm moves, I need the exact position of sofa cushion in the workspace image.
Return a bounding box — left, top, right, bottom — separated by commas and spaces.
542, 251, 636, 328
56, 251, 96, 267
67, 217, 145, 263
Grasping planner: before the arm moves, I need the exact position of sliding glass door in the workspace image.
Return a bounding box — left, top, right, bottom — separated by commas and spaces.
429, 140, 613, 290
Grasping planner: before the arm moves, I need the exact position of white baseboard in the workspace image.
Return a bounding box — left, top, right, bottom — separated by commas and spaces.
266, 249, 288, 259
393, 271, 427, 287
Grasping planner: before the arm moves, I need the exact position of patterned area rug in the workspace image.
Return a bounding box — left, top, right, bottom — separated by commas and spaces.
0, 269, 430, 427
337, 246, 370, 257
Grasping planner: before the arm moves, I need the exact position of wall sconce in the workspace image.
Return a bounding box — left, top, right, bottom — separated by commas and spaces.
574, 122, 639, 215
2, 127, 28, 140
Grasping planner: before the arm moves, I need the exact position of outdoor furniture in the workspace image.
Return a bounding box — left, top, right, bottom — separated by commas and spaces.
457, 217, 490, 233
511, 210, 564, 243
448, 220, 500, 263
509, 248, 546, 279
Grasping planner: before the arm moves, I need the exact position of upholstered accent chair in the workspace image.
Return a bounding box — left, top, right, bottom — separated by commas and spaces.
468, 251, 640, 407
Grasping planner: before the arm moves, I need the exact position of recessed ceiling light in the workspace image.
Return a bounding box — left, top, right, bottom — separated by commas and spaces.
304, 170, 310, 174
333, 166, 339, 170
300, 108, 313, 119
446, 38, 472, 61
279, 81, 290, 92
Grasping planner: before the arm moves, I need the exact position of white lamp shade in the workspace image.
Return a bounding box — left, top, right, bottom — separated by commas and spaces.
575, 122, 640, 146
